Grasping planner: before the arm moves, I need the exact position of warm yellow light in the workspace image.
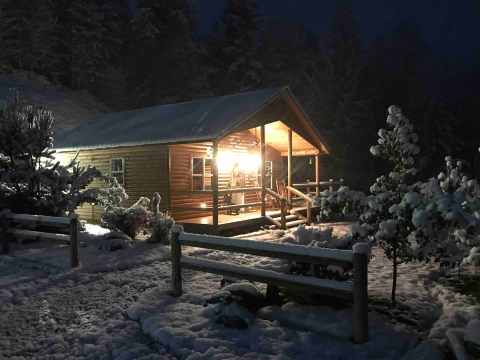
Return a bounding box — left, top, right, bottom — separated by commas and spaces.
200, 202, 207, 208
217, 151, 234, 172
238, 153, 261, 173
216, 151, 261, 174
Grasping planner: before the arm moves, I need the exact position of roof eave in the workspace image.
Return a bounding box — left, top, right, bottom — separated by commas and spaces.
53, 135, 217, 152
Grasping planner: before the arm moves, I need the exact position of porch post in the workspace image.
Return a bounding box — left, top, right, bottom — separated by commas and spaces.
212, 140, 219, 230
260, 125, 266, 217
315, 152, 320, 196
287, 128, 293, 203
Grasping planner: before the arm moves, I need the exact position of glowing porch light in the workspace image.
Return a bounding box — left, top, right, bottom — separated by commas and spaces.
200, 202, 207, 208
216, 151, 261, 173
238, 153, 261, 173
217, 150, 235, 172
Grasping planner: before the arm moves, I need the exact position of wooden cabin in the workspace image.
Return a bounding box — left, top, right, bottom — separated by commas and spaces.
54, 87, 332, 234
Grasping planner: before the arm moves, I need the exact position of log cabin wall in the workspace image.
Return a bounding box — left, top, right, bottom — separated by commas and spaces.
54, 144, 169, 223
169, 129, 283, 222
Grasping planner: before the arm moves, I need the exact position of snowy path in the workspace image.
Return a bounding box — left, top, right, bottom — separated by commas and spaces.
0, 242, 175, 360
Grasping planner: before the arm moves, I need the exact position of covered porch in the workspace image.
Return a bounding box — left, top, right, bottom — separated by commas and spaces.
169, 118, 336, 234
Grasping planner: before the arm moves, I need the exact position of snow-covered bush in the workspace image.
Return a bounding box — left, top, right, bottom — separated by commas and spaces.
96, 176, 128, 210
315, 186, 367, 221
402, 157, 480, 266
148, 212, 175, 243
0, 94, 101, 216
101, 197, 151, 239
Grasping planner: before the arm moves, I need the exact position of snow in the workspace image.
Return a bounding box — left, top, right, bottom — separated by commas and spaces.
84, 223, 111, 236
1, 222, 478, 359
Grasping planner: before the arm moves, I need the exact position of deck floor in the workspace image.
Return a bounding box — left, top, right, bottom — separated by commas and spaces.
180, 209, 277, 225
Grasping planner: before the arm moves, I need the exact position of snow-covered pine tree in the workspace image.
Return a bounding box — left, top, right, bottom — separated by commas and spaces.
0, 94, 101, 216
209, 0, 263, 94
358, 105, 420, 306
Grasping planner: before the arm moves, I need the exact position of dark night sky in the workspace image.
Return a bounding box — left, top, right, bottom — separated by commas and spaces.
195, 0, 479, 62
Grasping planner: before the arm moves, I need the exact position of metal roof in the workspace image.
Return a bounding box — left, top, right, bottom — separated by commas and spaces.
54, 87, 328, 152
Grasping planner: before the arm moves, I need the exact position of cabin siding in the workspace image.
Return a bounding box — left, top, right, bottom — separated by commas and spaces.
55, 144, 169, 222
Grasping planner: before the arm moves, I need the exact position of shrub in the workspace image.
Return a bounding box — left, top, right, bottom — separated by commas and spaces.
149, 212, 175, 243
315, 186, 367, 221
96, 176, 128, 210
101, 197, 151, 239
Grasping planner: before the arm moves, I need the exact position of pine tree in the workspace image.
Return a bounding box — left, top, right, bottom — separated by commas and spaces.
0, 0, 36, 71
209, 0, 263, 94
127, 0, 206, 106
315, 0, 371, 189
49, 0, 127, 90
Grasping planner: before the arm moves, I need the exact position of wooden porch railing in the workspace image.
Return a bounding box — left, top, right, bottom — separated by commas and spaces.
287, 186, 313, 225
293, 178, 344, 195
265, 188, 288, 229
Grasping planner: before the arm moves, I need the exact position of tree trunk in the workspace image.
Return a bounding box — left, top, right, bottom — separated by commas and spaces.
391, 247, 397, 307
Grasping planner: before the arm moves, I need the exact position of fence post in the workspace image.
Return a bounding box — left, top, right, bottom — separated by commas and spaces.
280, 198, 287, 230
171, 225, 183, 296
306, 201, 312, 225
0, 210, 11, 255
352, 242, 369, 343
329, 178, 334, 192
69, 214, 80, 268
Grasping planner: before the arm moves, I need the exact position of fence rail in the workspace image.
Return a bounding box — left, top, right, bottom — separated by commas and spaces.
1, 212, 80, 268
170, 227, 369, 343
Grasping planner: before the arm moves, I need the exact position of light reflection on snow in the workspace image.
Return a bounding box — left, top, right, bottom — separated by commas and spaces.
84, 224, 110, 236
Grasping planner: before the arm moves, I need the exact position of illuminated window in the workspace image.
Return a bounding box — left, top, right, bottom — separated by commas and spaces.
192, 157, 212, 191
111, 158, 125, 185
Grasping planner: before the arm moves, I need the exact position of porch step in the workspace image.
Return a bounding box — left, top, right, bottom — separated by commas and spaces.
271, 214, 297, 222
285, 219, 307, 228
265, 213, 306, 229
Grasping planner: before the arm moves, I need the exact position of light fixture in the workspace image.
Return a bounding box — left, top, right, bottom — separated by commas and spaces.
206, 146, 213, 158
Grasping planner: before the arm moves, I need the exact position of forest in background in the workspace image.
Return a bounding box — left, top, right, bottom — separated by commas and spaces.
0, 0, 478, 191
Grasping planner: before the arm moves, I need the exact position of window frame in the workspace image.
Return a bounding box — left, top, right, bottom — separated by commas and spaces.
111, 158, 125, 185
191, 156, 212, 191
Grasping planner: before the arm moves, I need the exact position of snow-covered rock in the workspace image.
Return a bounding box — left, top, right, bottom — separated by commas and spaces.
464, 319, 480, 356
204, 302, 255, 329
97, 231, 133, 251
206, 281, 266, 314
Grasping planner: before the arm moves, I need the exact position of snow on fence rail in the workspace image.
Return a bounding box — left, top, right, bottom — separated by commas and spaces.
170, 226, 369, 343
1, 212, 80, 268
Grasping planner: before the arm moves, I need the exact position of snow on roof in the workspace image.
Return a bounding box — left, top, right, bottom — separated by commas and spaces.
54, 87, 286, 151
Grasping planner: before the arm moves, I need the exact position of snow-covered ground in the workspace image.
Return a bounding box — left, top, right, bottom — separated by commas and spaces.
1, 223, 478, 359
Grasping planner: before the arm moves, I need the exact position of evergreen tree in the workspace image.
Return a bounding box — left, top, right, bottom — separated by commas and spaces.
209, 0, 263, 94
49, 0, 127, 89
0, 0, 61, 76
127, 0, 206, 106
315, 0, 371, 189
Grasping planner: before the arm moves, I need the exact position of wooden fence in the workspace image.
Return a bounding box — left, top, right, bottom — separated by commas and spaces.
1, 212, 80, 268
170, 226, 369, 343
